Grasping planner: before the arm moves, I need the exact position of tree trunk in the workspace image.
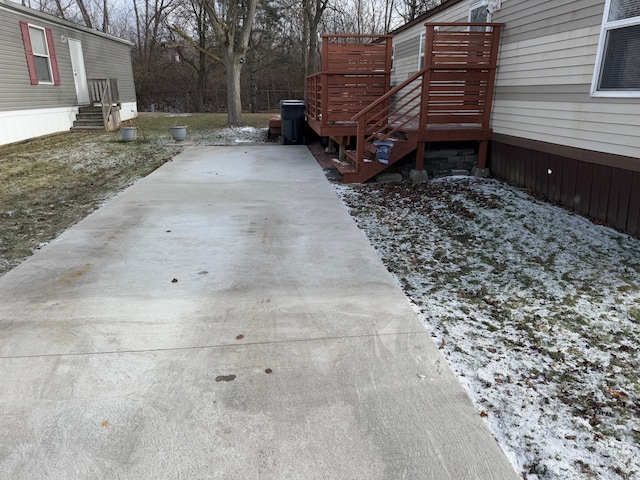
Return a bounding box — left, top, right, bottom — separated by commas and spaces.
102, 0, 109, 32
226, 57, 243, 126
76, 0, 93, 28
204, 0, 258, 126
195, 50, 206, 113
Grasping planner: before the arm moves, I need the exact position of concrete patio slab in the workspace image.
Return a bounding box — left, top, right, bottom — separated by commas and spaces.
0, 145, 518, 479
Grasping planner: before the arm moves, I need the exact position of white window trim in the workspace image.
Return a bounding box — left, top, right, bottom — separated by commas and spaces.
418, 32, 425, 69
469, 0, 492, 29
590, 0, 640, 98
28, 24, 54, 85
391, 44, 395, 72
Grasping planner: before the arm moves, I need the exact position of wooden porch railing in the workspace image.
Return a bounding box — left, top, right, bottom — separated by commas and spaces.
351, 23, 503, 173
88, 78, 121, 131
305, 35, 392, 135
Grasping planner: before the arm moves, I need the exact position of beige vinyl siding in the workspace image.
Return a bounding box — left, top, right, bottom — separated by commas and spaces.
492, 100, 640, 158
497, 0, 604, 43
490, 0, 640, 159
0, 1, 135, 113
495, 26, 601, 87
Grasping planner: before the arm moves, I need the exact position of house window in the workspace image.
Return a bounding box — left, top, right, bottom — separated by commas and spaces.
19, 21, 60, 86
418, 32, 425, 69
591, 0, 640, 97
469, 1, 490, 31
28, 26, 53, 83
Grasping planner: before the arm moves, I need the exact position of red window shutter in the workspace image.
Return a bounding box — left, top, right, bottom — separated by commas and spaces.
45, 28, 61, 86
19, 21, 38, 85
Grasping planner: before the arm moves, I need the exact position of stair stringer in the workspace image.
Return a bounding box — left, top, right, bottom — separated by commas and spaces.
343, 134, 418, 183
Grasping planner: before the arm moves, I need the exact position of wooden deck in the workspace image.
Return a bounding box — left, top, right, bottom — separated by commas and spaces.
305, 24, 503, 183
305, 35, 392, 138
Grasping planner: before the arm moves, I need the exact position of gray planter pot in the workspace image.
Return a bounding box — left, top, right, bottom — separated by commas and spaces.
169, 126, 187, 142
120, 126, 137, 142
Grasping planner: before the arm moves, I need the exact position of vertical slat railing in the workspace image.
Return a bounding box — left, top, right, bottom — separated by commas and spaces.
87, 78, 120, 131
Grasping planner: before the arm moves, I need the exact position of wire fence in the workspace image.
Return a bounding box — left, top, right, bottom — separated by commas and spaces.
141, 89, 305, 113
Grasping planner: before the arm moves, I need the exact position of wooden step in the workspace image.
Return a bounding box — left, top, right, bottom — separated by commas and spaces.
70, 125, 105, 131
340, 136, 418, 183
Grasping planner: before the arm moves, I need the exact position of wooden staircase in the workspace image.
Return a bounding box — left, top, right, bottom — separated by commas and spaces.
71, 78, 121, 132
340, 134, 419, 183
71, 106, 105, 131
334, 23, 503, 183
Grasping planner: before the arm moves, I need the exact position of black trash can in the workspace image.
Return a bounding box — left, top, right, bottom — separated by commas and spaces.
280, 100, 306, 145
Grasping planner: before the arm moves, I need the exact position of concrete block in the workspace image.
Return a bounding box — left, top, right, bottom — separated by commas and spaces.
451, 169, 470, 176
472, 167, 491, 178
409, 169, 429, 183
465, 154, 478, 163
459, 148, 476, 155
376, 172, 403, 183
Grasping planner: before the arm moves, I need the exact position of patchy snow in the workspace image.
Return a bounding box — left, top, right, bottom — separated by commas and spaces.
189, 126, 268, 145
333, 177, 640, 480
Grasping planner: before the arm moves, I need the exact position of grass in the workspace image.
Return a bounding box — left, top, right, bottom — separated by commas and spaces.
333, 177, 640, 480
0, 113, 271, 276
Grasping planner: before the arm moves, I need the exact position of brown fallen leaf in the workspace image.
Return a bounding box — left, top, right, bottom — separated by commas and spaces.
608, 388, 629, 400
495, 378, 504, 384
487, 347, 497, 353
439, 338, 446, 349
565, 435, 576, 440
480, 411, 488, 418
101, 420, 110, 428
265, 368, 273, 374
236, 334, 244, 340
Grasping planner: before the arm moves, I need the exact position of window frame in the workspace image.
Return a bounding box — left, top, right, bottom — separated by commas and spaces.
418, 32, 425, 69
28, 24, 54, 85
469, 0, 491, 31
19, 20, 60, 86
391, 44, 395, 72
590, 0, 640, 98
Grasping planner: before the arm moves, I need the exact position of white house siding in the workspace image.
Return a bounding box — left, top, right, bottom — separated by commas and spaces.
0, 107, 78, 146
491, 0, 640, 159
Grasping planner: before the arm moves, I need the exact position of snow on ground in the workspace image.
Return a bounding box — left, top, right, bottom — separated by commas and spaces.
187, 126, 268, 145
333, 177, 640, 480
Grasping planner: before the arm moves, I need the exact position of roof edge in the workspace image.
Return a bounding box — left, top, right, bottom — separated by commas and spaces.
0, 0, 132, 46
390, 0, 468, 36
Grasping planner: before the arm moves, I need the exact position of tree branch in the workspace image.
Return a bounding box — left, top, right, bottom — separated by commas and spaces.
170, 24, 223, 63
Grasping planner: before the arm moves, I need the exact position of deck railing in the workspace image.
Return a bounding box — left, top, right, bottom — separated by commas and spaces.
352, 23, 503, 167
305, 35, 392, 133
88, 78, 120, 131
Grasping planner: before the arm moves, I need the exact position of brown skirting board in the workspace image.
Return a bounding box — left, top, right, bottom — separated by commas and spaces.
490, 134, 640, 237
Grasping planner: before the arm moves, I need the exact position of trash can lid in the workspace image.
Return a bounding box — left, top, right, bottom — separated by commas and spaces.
280, 99, 305, 106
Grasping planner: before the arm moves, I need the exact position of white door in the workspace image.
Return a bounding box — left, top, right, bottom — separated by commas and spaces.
68, 39, 90, 105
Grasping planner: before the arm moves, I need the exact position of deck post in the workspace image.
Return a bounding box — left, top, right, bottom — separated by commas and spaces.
356, 117, 365, 170
478, 140, 488, 169
415, 142, 425, 171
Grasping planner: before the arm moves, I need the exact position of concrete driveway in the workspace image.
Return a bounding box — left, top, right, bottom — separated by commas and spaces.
0, 146, 517, 479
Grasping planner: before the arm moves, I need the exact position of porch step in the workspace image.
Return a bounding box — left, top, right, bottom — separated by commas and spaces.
340, 136, 418, 183
72, 106, 105, 131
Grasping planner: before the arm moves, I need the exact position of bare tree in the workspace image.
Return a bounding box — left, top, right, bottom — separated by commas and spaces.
203, 0, 258, 125
75, 0, 93, 27
396, 0, 440, 23
302, 0, 329, 75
